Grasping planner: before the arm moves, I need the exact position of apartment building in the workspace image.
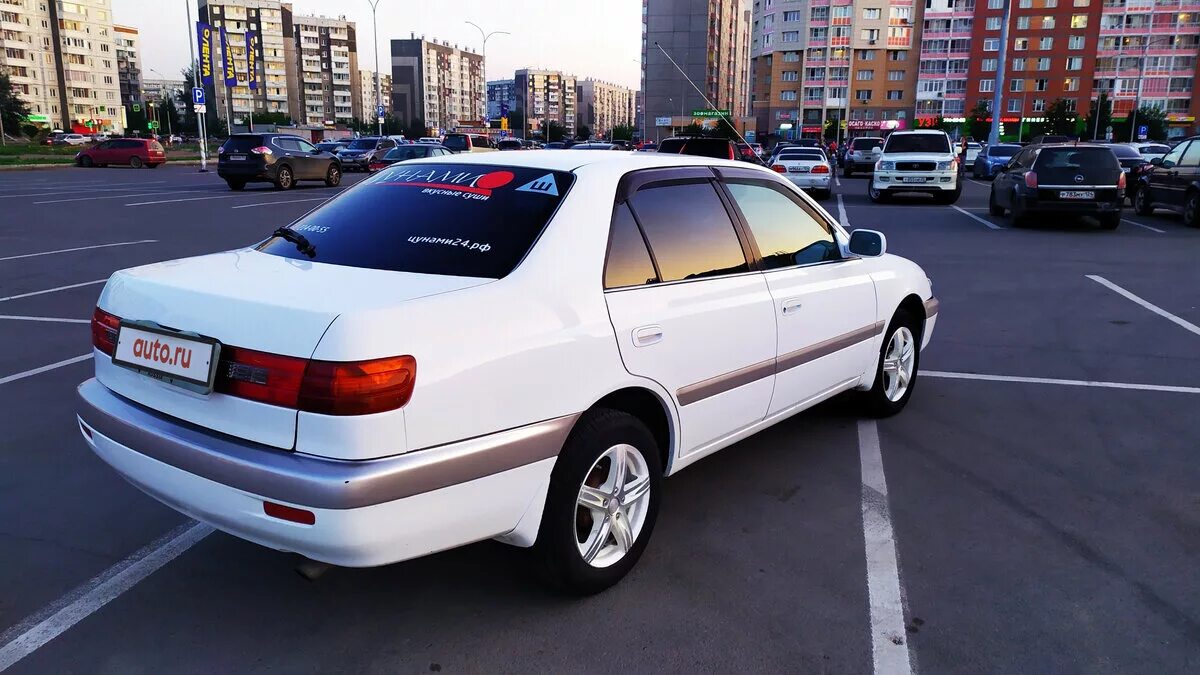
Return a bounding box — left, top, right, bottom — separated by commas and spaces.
359, 68, 391, 121
198, 0, 292, 122
514, 68, 578, 138
0, 0, 124, 132
487, 78, 515, 120
113, 24, 138, 107
390, 36, 485, 133
577, 78, 636, 137
642, 0, 752, 134
750, 0, 922, 142
142, 77, 188, 115
290, 14, 359, 126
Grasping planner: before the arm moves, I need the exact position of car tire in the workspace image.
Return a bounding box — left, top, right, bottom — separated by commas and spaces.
989, 189, 1005, 216
536, 408, 662, 595
1098, 213, 1121, 230
129, 156, 143, 169
274, 165, 294, 191
858, 309, 922, 418
868, 184, 888, 203
324, 163, 341, 187
1183, 191, 1200, 228
226, 179, 246, 191
1133, 185, 1154, 216
79, 156, 93, 168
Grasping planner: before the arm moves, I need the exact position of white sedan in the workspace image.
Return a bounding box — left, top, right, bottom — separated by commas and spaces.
771, 147, 833, 200
78, 151, 937, 593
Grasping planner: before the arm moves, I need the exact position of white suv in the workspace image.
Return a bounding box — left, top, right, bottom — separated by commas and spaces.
78, 152, 937, 594
869, 130, 961, 204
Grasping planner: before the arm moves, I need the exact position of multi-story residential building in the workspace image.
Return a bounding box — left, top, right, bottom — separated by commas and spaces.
198, 0, 293, 124
358, 68, 391, 121
916, 0, 1199, 140
114, 24, 139, 108
514, 68, 578, 138
142, 77, 188, 116
750, 0, 922, 143
642, 0, 752, 135
576, 78, 636, 137
390, 35, 486, 133
290, 14, 359, 126
0, 0, 124, 132
487, 78, 515, 120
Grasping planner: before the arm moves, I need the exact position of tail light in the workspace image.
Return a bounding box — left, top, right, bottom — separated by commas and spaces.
91, 307, 119, 355
151, 142, 164, 152
368, 162, 385, 172
772, 164, 787, 173
1118, 171, 1127, 189
250, 146, 272, 155
1024, 171, 1038, 189
811, 164, 831, 174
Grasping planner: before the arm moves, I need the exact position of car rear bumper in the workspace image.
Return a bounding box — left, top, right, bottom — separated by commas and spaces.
217, 163, 274, 180
1019, 199, 1123, 215
76, 378, 575, 566
785, 174, 832, 189
845, 159, 875, 171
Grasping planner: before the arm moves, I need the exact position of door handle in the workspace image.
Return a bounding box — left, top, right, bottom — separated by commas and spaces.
781, 299, 804, 315
632, 325, 663, 347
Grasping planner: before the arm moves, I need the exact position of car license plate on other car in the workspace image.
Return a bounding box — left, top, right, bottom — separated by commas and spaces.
788, 166, 809, 173
902, 176, 926, 183
1059, 190, 1095, 200
111, 323, 220, 393
229, 155, 246, 161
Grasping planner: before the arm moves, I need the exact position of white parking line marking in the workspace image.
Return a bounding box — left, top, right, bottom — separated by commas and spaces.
0, 521, 213, 671
0, 182, 170, 199
951, 205, 1003, 230
835, 174, 842, 187
33, 190, 218, 205
968, 179, 991, 188
0, 240, 156, 262
858, 420, 914, 675
1086, 275, 1200, 338
1121, 218, 1166, 233
0, 315, 90, 324
126, 188, 343, 207
231, 197, 331, 209
0, 354, 93, 385
0, 279, 106, 303
836, 194, 850, 229
924, 370, 1200, 395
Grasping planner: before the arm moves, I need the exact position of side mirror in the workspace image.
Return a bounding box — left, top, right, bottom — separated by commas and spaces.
848, 229, 886, 257
311, 148, 322, 154
1149, 157, 1162, 166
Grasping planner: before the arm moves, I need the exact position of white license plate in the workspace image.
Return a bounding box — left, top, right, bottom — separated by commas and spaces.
1059, 190, 1095, 200
112, 323, 220, 392
788, 166, 809, 173
902, 176, 927, 183
229, 155, 246, 161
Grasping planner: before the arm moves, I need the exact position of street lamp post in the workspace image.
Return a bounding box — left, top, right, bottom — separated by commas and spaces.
466, 22, 510, 133
184, 0, 208, 172
367, 0, 387, 137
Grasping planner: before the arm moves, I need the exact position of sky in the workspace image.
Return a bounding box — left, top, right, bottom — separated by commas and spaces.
113, 0, 643, 88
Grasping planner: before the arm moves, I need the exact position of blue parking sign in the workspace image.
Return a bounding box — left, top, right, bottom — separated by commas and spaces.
192, 87, 205, 105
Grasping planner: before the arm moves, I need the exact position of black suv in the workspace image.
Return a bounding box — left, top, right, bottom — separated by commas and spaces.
657, 137, 736, 160
1133, 135, 1200, 228
988, 144, 1125, 229
218, 133, 341, 191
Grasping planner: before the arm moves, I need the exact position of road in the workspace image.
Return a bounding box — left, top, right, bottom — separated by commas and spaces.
1, 164, 1198, 673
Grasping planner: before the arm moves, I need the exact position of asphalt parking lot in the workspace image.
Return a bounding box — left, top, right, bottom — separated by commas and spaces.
1, 163, 1198, 674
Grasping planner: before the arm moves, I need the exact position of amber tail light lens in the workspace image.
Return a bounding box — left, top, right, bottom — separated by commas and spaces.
91, 307, 120, 355
299, 356, 417, 416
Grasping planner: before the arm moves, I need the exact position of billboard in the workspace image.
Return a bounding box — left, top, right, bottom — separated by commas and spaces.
196, 22, 215, 85
245, 31, 259, 91
220, 28, 237, 87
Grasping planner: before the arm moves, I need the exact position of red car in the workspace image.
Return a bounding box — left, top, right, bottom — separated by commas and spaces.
76, 138, 166, 169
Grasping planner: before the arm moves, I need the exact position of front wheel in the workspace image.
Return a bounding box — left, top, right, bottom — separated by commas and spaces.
78, 156, 93, 168
537, 409, 662, 595
324, 163, 342, 187
858, 311, 921, 418
274, 165, 294, 191
989, 188, 1005, 216
868, 184, 888, 203
1133, 185, 1154, 216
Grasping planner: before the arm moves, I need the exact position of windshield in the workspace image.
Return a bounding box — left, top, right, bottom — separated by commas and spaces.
779, 150, 825, 161
852, 138, 884, 150
258, 164, 575, 279
989, 145, 1020, 157
884, 134, 951, 154
443, 135, 468, 151
347, 139, 379, 150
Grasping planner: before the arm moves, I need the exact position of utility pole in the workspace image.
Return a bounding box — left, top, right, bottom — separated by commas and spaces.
988, 0, 1013, 145
368, 0, 388, 137
185, 0, 208, 172
467, 21, 510, 134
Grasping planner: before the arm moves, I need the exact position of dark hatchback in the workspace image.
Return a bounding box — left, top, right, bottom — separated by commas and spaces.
1133, 135, 1200, 227
218, 133, 342, 191
988, 144, 1125, 229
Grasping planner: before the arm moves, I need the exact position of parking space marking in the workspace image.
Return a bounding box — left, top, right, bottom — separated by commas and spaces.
125, 188, 344, 207
231, 197, 332, 209
835, 175, 842, 187
0, 354, 92, 386
924, 370, 1200, 395
0, 280, 106, 303
967, 179, 991, 188
858, 420, 914, 675
1086, 275, 1200, 338
836, 194, 850, 229
951, 205, 1003, 230
0, 240, 156, 262
1121, 219, 1166, 234
33, 190, 220, 205
0, 521, 212, 671
0, 315, 90, 324
0, 182, 170, 199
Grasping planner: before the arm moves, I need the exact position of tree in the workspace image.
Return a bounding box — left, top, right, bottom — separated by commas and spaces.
547, 121, 565, 142
680, 122, 704, 136
1, 72, 32, 138
967, 99, 991, 141
253, 111, 293, 126
610, 124, 635, 141
1043, 98, 1076, 136
1083, 93, 1112, 141
576, 124, 591, 140
155, 99, 178, 135
1115, 105, 1167, 142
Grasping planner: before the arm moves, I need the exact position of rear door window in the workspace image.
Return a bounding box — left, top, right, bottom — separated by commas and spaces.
627, 181, 748, 281
257, 164, 575, 279
1178, 141, 1200, 167
604, 204, 658, 289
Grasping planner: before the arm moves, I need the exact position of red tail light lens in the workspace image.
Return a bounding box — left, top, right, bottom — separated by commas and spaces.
91, 307, 120, 355
772, 164, 787, 173
811, 164, 831, 174
1118, 171, 1127, 189
215, 346, 308, 408
299, 356, 417, 416
1024, 171, 1038, 189
250, 146, 272, 155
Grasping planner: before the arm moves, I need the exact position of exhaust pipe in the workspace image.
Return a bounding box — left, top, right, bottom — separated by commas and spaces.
295, 558, 334, 582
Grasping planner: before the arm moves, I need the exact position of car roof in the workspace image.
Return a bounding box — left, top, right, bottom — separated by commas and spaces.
402, 149, 754, 172
887, 130, 946, 135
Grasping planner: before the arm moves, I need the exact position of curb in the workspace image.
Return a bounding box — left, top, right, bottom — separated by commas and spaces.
0, 160, 209, 172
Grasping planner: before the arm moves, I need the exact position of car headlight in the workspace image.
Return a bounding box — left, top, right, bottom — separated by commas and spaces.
877, 160, 895, 171
936, 161, 952, 171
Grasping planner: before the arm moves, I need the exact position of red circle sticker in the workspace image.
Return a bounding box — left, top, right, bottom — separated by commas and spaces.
476, 171, 515, 190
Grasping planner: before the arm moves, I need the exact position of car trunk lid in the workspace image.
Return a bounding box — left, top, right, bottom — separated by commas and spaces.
1033, 146, 1122, 186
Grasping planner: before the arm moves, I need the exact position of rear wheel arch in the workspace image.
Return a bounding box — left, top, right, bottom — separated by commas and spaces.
581, 387, 675, 475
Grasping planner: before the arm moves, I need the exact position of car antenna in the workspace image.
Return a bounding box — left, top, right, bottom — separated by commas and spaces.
653, 41, 760, 160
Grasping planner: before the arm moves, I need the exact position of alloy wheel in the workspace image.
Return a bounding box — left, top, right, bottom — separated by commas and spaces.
882, 327, 916, 402
575, 443, 652, 568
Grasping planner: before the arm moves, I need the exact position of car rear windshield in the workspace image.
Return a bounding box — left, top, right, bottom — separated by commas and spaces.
382, 146, 429, 161
222, 136, 264, 152
257, 164, 575, 279
1033, 147, 1121, 183
1140, 144, 1170, 154
347, 138, 379, 150
658, 138, 733, 159
1109, 145, 1142, 158
779, 150, 825, 161
989, 145, 1020, 157
851, 138, 883, 150
883, 134, 951, 154
443, 134, 469, 151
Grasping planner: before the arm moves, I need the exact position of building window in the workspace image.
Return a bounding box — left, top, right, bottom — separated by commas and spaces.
1070, 15, 1087, 29
861, 29, 880, 41
887, 90, 903, 100
783, 10, 802, 21
783, 31, 800, 42
986, 17, 1001, 30
781, 71, 799, 81
1035, 78, 1048, 91
888, 70, 904, 81
1017, 17, 1030, 30
781, 90, 798, 101
1008, 99, 1021, 113
857, 69, 874, 80
1042, 17, 1055, 29
856, 89, 872, 101
1037, 58, 1051, 71
1013, 58, 1026, 71
888, 50, 907, 61
1067, 57, 1082, 70
984, 38, 1000, 51
1064, 77, 1079, 91
1019, 0, 1032, 7
978, 58, 996, 72
1069, 36, 1085, 50
1032, 98, 1045, 112
1064, 99, 1077, 112
891, 6, 911, 21
989, 0, 1004, 7
980, 79, 994, 92
863, 8, 881, 19
783, 51, 801, 62
1040, 38, 1053, 50
1074, 0, 1089, 5
1014, 38, 1029, 51
1010, 78, 1024, 92
857, 50, 875, 60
